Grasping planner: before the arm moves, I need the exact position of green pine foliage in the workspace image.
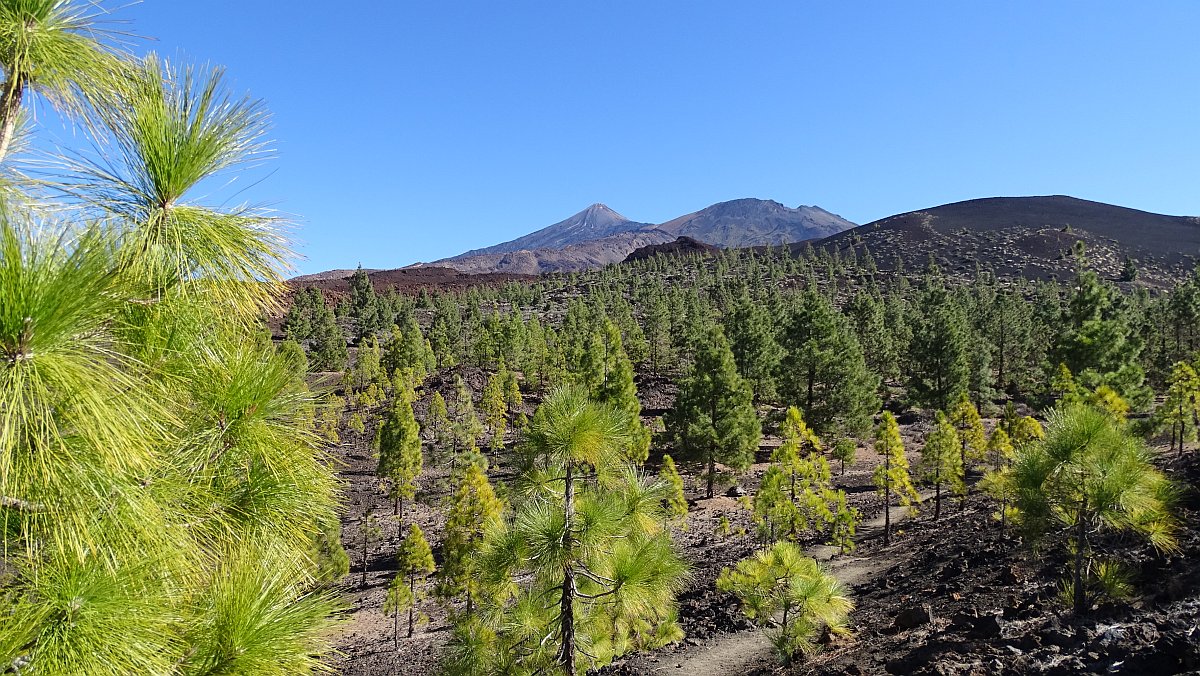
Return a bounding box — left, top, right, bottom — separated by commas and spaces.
778, 291, 879, 435
480, 367, 508, 451
385, 524, 436, 646
831, 438, 857, 476
0, 20, 344, 673
873, 412, 921, 545
1011, 405, 1177, 614
659, 454, 689, 521
669, 324, 761, 499
918, 411, 965, 521
717, 541, 853, 664
375, 383, 423, 526
437, 462, 504, 608
445, 387, 687, 675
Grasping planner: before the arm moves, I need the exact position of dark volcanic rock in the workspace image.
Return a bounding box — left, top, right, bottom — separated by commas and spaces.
623, 236, 719, 262
894, 606, 932, 630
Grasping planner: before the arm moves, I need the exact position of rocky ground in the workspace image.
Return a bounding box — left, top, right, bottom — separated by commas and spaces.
326, 380, 1200, 676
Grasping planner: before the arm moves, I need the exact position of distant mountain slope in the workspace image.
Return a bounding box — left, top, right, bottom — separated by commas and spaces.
657, 199, 854, 248
435, 230, 675, 275
813, 195, 1200, 283
447, 204, 650, 260
431, 198, 856, 274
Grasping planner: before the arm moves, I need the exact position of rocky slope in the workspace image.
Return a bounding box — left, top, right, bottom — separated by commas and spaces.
444, 203, 652, 260
428, 199, 856, 275
809, 195, 1200, 285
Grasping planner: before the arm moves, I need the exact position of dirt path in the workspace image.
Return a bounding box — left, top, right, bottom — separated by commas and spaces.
653, 494, 932, 675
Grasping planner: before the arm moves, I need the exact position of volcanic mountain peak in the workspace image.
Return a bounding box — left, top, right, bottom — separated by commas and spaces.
656, 198, 856, 248
447, 203, 648, 260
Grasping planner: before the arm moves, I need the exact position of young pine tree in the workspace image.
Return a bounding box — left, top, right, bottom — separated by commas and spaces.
480, 368, 508, 451
446, 387, 688, 675
831, 438, 857, 476
427, 390, 451, 452
669, 324, 761, 498
375, 384, 423, 529
659, 454, 689, 521
1012, 405, 1177, 616
873, 412, 921, 544
437, 462, 504, 611
918, 412, 964, 521
385, 524, 436, 647
717, 541, 853, 664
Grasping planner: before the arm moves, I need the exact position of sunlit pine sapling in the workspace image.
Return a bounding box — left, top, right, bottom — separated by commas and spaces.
375, 376, 422, 531
384, 523, 436, 647
717, 541, 853, 664
659, 454, 689, 523
480, 367, 507, 451
1160, 361, 1199, 454
831, 438, 857, 476
1011, 405, 1177, 616
872, 412, 921, 544
918, 411, 964, 521
359, 510, 383, 588
444, 386, 687, 675
436, 461, 504, 614
949, 392, 986, 504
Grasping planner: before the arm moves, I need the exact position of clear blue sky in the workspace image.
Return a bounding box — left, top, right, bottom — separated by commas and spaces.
113, 2, 1200, 275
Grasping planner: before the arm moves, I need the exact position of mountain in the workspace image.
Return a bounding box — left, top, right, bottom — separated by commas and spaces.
812, 195, 1200, 284
430, 230, 674, 276
446, 204, 651, 260
430, 198, 856, 274
657, 199, 853, 248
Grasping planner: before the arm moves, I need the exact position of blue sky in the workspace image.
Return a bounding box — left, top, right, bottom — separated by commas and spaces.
96, 2, 1200, 274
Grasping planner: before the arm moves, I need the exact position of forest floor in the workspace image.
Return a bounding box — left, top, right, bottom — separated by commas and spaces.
327, 393, 1200, 676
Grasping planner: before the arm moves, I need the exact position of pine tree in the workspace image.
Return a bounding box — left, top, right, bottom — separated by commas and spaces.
437, 462, 504, 610
592, 320, 651, 462
831, 438, 857, 476
347, 265, 384, 340
778, 291, 879, 434
1161, 361, 1200, 453
1012, 405, 1177, 615
826, 489, 861, 554
873, 412, 920, 544
717, 541, 853, 664
908, 292, 970, 411
659, 454, 689, 521
309, 290, 349, 371
446, 387, 688, 675
451, 374, 484, 458
359, 511, 383, 588
918, 412, 964, 521
724, 289, 784, 402
385, 524, 435, 647
480, 368, 507, 451
427, 391, 451, 452
980, 427, 1017, 534
669, 324, 761, 498
375, 385, 423, 529
949, 392, 986, 500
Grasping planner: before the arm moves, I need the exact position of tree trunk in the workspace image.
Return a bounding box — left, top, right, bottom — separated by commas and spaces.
883, 481, 891, 545
394, 598, 400, 650
883, 450, 892, 545
933, 478, 942, 521
706, 451, 716, 500
1073, 497, 1088, 617
557, 461, 577, 673
0, 77, 26, 166
408, 575, 416, 638
361, 531, 369, 588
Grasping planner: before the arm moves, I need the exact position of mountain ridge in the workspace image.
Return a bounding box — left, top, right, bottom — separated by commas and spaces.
427, 198, 856, 274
